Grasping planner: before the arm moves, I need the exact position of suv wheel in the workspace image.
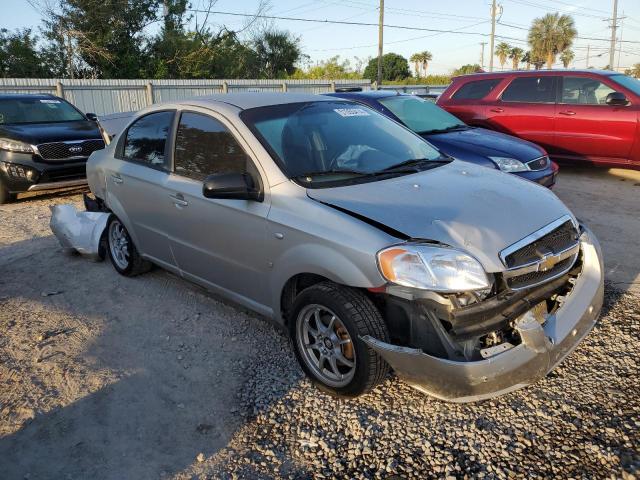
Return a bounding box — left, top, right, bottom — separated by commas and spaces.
290, 282, 390, 397
106, 216, 152, 276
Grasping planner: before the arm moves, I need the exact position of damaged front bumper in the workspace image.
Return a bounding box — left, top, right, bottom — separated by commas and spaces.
50, 204, 110, 260
362, 227, 604, 403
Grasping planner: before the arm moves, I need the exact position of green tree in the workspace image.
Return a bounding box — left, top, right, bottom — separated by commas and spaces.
363, 53, 410, 82
252, 30, 302, 79
560, 49, 575, 68
291, 56, 360, 80
495, 42, 511, 70
509, 47, 524, 70
409, 52, 421, 78
452, 64, 482, 76
0, 29, 52, 77
625, 63, 640, 78
521, 51, 532, 70
528, 13, 577, 69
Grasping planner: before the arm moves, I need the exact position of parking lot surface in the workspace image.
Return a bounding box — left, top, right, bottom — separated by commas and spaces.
0, 167, 638, 479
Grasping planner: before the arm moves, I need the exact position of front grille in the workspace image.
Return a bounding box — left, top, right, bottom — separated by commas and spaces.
526, 155, 549, 171
37, 139, 105, 161
506, 256, 574, 289
504, 220, 578, 268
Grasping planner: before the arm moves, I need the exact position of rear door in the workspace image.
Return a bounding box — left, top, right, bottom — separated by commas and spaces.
439, 78, 503, 124
554, 74, 636, 162
485, 75, 557, 153
163, 109, 272, 307
106, 110, 176, 269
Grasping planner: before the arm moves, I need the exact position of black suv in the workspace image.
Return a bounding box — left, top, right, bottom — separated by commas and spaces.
0, 94, 105, 204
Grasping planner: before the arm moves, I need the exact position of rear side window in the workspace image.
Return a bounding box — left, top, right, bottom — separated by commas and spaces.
451, 79, 502, 100
502, 77, 555, 103
173, 112, 255, 182
123, 111, 174, 168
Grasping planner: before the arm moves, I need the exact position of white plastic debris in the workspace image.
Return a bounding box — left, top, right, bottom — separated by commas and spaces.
50, 204, 110, 261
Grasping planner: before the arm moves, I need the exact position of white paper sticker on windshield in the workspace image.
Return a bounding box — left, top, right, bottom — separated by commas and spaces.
40, 99, 61, 104
334, 108, 370, 117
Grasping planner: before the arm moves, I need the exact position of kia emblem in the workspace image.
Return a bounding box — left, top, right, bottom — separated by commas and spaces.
69, 145, 83, 154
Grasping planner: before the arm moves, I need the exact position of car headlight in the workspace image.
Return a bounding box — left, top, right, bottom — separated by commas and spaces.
0, 138, 34, 153
489, 156, 530, 173
377, 244, 491, 291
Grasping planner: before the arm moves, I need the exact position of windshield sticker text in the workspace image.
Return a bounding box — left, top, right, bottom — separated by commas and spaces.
40, 99, 61, 104
334, 108, 370, 117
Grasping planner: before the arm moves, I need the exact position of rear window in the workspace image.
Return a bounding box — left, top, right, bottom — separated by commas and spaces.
501, 77, 556, 103
451, 79, 502, 100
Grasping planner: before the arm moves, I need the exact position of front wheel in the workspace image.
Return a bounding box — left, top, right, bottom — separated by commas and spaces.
290, 282, 390, 397
106, 216, 152, 276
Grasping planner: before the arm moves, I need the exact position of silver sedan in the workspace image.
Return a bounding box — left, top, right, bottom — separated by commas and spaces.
86, 93, 604, 402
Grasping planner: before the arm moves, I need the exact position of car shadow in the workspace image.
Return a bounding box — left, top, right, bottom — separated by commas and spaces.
0, 234, 309, 479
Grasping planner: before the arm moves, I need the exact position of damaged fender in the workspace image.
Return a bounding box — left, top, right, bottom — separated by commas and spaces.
50, 204, 110, 261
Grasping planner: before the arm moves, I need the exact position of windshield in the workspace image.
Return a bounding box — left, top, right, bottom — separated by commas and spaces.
0, 97, 86, 125
378, 95, 466, 134
241, 101, 444, 185
610, 74, 640, 97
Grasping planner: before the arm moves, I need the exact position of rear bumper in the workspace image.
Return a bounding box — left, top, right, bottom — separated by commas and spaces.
362, 227, 604, 403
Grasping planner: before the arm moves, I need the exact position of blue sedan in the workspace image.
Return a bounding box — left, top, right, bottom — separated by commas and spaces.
326, 90, 558, 188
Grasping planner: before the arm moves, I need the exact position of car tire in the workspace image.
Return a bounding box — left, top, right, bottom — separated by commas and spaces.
0, 181, 15, 205
106, 216, 152, 276
290, 281, 390, 397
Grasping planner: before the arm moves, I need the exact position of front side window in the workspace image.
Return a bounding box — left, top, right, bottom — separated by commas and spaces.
451, 79, 502, 100
0, 97, 85, 125
123, 111, 174, 167
173, 112, 254, 182
561, 76, 616, 105
501, 77, 555, 103
379, 95, 467, 134
241, 101, 446, 186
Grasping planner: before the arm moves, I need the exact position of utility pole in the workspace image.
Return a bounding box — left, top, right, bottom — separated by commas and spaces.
489, 0, 498, 72
376, 0, 384, 87
617, 14, 625, 71
480, 42, 487, 69
585, 45, 591, 68
609, 0, 618, 70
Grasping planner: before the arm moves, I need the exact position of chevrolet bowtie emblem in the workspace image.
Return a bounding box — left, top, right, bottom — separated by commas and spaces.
538, 252, 560, 272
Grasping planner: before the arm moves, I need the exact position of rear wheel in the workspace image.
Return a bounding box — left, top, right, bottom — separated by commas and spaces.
106, 216, 152, 276
290, 282, 390, 397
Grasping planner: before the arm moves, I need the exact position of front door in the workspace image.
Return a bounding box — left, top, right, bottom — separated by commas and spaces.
554, 75, 637, 163
485, 75, 558, 154
163, 109, 271, 308
106, 110, 176, 269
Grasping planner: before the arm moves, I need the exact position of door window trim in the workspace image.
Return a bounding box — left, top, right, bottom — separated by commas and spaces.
170, 108, 265, 194
498, 75, 559, 104
115, 109, 177, 172
557, 75, 631, 107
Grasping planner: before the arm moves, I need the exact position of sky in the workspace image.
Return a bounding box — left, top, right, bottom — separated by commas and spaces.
2, 0, 640, 75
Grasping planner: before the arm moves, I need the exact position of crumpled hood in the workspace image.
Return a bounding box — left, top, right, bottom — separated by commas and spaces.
307, 160, 574, 272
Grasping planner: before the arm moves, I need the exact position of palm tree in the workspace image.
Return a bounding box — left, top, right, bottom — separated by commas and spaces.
626, 63, 640, 78
528, 13, 577, 69
410, 53, 421, 78
419, 50, 433, 77
522, 51, 532, 70
495, 42, 511, 70
509, 47, 524, 70
560, 49, 575, 68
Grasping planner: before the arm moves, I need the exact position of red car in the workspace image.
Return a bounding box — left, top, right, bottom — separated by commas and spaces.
437, 70, 640, 170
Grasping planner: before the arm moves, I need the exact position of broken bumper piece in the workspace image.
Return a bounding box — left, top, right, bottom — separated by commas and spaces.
50, 204, 110, 260
362, 227, 604, 403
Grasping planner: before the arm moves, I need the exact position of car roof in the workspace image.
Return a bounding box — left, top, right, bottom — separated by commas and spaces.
182, 92, 336, 110
0, 93, 58, 100
454, 69, 618, 81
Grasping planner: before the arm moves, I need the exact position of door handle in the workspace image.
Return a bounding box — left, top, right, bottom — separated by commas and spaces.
490, 107, 504, 113
169, 193, 188, 207
559, 110, 576, 116
111, 174, 123, 184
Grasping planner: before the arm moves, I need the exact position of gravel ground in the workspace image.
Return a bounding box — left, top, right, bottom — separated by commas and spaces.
0, 191, 639, 480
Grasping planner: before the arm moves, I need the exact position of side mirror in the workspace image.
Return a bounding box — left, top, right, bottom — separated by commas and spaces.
202, 172, 262, 201
86, 112, 99, 122
605, 92, 628, 106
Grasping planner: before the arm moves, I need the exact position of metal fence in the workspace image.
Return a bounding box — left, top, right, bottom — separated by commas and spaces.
0, 78, 372, 115
378, 84, 449, 95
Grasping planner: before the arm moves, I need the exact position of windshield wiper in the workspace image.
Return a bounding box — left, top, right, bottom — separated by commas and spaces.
378, 157, 448, 173
419, 125, 469, 135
